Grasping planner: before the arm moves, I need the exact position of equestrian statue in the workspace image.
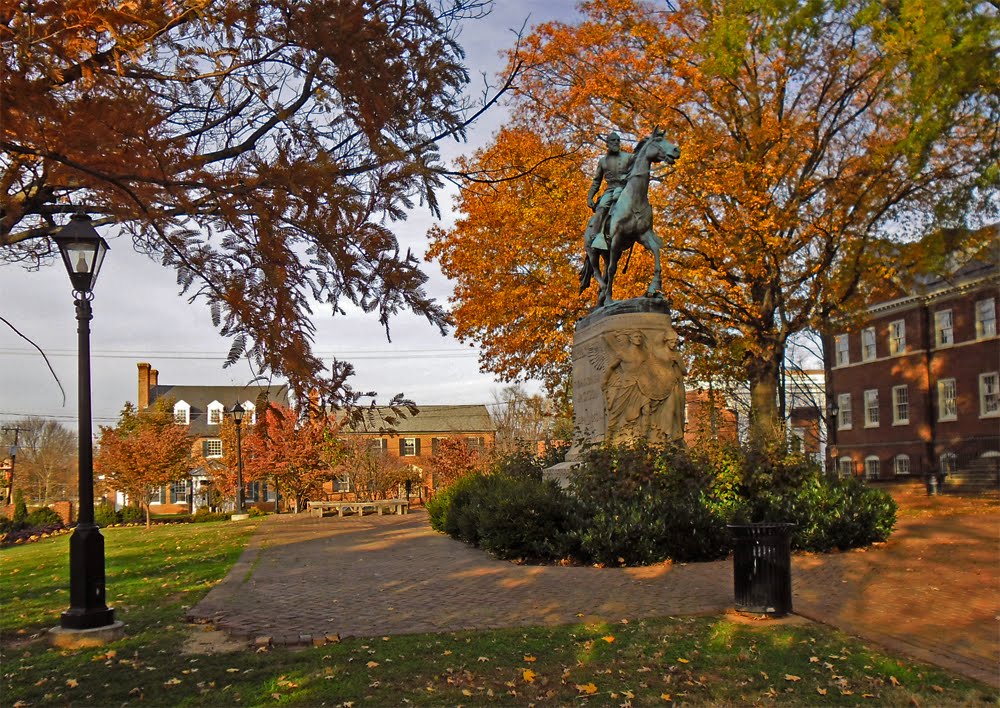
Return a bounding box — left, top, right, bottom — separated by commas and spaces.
579, 128, 680, 308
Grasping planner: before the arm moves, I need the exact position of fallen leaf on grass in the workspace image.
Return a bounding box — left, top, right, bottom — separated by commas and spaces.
366, 661, 379, 668
817, 687, 828, 695
227, 668, 240, 673
602, 635, 615, 643
271, 693, 281, 700
576, 682, 598, 694
66, 679, 79, 688
164, 678, 182, 686
523, 669, 537, 683
661, 694, 672, 702
462, 689, 473, 696
442, 650, 452, 656
785, 674, 801, 682
810, 656, 819, 663
676, 658, 689, 664
524, 655, 537, 662
477, 656, 490, 663
931, 685, 944, 693
889, 676, 901, 686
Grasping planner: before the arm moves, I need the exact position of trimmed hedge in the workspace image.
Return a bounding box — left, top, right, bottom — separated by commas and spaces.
428, 441, 897, 566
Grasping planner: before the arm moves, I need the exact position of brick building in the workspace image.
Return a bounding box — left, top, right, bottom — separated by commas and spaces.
131, 362, 291, 513
825, 255, 999, 483
333, 404, 496, 498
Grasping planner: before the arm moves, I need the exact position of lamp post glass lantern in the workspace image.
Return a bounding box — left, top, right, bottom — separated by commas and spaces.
54, 212, 116, 631
231, 402, 246, 514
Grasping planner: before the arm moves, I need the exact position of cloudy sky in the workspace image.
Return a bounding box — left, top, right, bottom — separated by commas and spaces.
0, 1, 580, 432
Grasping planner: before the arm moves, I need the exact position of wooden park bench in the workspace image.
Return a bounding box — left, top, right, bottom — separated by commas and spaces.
307, 498, 409, 518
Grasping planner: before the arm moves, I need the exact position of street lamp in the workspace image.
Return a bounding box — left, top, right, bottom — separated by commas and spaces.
230, 402, 246, 515
53, 212, 116, 632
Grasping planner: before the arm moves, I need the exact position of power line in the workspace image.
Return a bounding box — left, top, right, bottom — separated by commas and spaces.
0, 348, 480, 361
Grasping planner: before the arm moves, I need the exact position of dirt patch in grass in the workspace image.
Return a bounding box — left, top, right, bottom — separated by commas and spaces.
181, 624, 249, 655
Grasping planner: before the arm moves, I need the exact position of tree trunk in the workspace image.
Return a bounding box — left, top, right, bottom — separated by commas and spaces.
144, 503, 151, 529
747, 350, 784, 446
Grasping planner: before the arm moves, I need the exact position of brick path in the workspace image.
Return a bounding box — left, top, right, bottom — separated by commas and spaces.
187, 509, 999, 688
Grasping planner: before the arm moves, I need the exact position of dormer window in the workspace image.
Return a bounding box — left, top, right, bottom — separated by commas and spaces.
207, 400, 225, 425
173, 400, 190, 425
242, 400, 256, 424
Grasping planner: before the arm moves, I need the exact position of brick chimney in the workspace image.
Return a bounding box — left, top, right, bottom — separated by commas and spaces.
138, 362, 151, 410
150, 368, 159, 388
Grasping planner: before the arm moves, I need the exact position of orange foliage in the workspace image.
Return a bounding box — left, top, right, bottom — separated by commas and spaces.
429, 0, 996, 433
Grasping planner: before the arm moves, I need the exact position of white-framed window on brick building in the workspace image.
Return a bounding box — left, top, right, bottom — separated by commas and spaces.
368, 438, 387, 454
864, 455, 880, 480
893, 455, 910, 476
174, 400, 190, 425
203, 438, 223, 458
834, 334, 849, 366
207, 400, 224, 425
334, 474, 351, 492
171, 479, 188, 503
938, 378, 957, 421
466, 436, 486, 452
861, 327, 876, 361
837, 393, 852, 429
863, 389, 879, 427
980, 372, 999, 418
150, 486, 165, 504
934, 309, 953, 347
892, 385, 909, 425
976, 298, 996, 339
837, 457, 854, 477
242, 400, 256, 424
940, 452, 957, 476
400, 437, 419, 456
888, 319, 906, 355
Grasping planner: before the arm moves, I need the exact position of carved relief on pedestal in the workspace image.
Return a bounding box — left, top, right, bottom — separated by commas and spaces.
580, 320, 685, 445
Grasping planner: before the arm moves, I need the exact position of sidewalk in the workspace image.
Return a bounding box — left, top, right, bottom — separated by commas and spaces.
187, 507, 999, 688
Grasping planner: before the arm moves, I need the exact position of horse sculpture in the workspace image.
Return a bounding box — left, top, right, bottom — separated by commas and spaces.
580, 128, 680, 308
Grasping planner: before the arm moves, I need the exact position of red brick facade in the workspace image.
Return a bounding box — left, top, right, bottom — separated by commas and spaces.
826, 264, 999, 481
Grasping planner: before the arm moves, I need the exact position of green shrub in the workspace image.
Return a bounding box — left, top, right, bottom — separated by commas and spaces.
119, 505, 145, 525
13, 490, 28, 523
192, 507, 229, 523
426, 478, 463, 533
95, 503, 121, 527
26, 507, 63, 527
247, 506, 266, 518
0, 516, 21, 534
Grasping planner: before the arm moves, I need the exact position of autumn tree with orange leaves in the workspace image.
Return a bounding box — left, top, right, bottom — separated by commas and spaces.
242, 405, 340, 512
429, 0, 998, 440
2, 0, 509, 408
96, 399, 193, 527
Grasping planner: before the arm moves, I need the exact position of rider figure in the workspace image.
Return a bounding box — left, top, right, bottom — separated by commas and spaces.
585, 132, 632, 251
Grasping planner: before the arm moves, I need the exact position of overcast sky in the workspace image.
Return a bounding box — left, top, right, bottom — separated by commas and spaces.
0, 2, 580, 433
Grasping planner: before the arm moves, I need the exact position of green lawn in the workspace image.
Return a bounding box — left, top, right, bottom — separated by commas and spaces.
1, 520, 995, 706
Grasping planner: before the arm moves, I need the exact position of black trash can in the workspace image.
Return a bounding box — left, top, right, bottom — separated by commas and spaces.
728, 523, 795, 616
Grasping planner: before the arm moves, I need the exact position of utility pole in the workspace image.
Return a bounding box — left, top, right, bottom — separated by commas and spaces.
2, 427, 21, 505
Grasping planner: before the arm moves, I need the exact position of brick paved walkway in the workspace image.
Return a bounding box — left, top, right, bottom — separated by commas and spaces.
187, 509, 999, 687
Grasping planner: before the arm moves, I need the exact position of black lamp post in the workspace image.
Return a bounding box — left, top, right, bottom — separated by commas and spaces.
230, 402, 246, 514
54, 212, 115, 631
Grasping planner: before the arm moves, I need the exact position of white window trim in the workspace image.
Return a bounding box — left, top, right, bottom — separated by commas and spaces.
889, 319, 906, 355
171, 479, 189, 503
837, 457, 854, 477
242, 400, 256, 424
863, 389, 879, 428
940, 452, 957, 475
934, 309, 954, 348
938, 379, 958, 422
893, 455, 910, 476
834, 334, 849, 367
979, 372, 1000, 418
864, 455, 880, 481
402, 437, 418, 456
837, 393, 852, 430
205, 438, 223, 458
892, 385, 909, 425
150, 485, 165, 505
861, 327, 877, 362
976, 298, 996, 340
207, 400, 225, 425
174, 400, 190, 425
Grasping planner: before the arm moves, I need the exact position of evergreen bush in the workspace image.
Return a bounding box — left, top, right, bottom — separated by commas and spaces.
192, 507, 229, 523
119, 505, 145, 525
26, 507, 63, 528
95, 503, 121, 527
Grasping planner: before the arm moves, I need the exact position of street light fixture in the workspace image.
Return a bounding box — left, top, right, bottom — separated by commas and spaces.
53, 212, 117, 632
230, 402, 246, 515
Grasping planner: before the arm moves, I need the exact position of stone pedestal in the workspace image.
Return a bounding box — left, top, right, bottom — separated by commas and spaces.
545, 297, 683, 486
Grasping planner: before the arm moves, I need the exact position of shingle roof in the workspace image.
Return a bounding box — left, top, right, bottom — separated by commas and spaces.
345, 404, 495, 435
150, 384, 290, 437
